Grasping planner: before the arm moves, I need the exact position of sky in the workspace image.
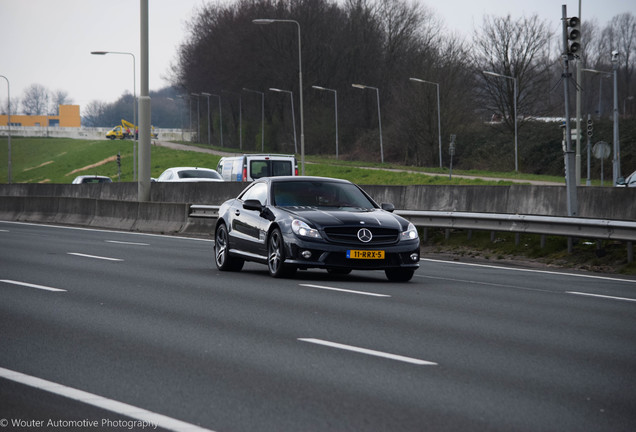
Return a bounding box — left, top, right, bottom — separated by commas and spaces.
0, 0, 633, 112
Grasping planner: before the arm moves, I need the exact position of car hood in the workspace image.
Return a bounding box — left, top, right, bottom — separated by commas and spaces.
281, 207, 404, 229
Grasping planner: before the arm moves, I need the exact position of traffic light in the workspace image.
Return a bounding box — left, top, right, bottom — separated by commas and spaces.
587, 119, 593, 137
567, 17, 581, 57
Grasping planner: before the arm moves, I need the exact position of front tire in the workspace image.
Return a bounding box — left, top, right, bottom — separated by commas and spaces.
385, 268, 415, 282
268, 228, 296, 278
215, 223, 244, 271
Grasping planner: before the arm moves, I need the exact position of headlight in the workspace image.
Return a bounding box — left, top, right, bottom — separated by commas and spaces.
292, 219, 321, 239
400, 222, 418, 241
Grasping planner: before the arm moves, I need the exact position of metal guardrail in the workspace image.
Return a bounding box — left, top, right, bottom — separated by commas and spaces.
188, 205, 635, 261
397, 211, 636, 242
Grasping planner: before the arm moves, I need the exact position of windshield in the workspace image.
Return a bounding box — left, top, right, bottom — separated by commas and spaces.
272, 181, 376, 209
178, 169, 222, 179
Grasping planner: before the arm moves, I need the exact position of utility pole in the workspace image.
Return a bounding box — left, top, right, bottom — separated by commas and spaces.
138, 0, 151, 201
562, 5, 579, 217
575, 0, 582, 185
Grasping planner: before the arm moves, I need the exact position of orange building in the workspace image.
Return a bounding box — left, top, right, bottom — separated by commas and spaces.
0, 104, 81, 127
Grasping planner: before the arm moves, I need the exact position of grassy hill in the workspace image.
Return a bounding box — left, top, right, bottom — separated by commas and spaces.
0, 137, 566, 185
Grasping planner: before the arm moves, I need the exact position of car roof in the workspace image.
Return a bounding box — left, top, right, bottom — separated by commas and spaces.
262, 176, 352, 184
165, 167, 217, 171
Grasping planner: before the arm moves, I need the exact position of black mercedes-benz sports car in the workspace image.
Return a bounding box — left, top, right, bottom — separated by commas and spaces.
214, 176, 420, 281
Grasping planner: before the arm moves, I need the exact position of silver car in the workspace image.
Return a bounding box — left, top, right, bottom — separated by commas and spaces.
616, 170, 636, 187
156, 167, 223, 182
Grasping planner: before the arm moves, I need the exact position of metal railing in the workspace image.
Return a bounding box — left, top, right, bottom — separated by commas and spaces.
189, 205, 635, 261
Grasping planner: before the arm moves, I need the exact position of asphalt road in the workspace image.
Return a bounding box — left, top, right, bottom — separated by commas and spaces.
1, 221, 635, 432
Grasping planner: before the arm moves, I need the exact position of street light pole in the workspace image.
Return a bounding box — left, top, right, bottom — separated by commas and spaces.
213, 94, 223, 147
312, 85, 338, 159
352, 83, 384, 163
611, 50, 621, 184
191, 93, 200, 143
582, 68, 612, 119
202, 93, 223, 147
242, 88, 264, 152
90, 51, 136, 134
0, 75, 11, 183
409, 77, 442, 168
253, 19, 305, 174
483, 70, 518, 172
223, 91, 242, 150
582, 67, 613, 186
269, 88, 297, 154
201, 93, 212, 146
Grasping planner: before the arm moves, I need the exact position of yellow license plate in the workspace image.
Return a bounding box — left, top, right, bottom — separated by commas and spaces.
346, 250, 385, 259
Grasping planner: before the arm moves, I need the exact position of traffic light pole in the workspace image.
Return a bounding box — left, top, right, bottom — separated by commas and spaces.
561, 4, 578, 217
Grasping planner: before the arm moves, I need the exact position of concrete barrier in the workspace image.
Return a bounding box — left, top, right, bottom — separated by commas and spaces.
1, 183, 634, 236
0, 126, 191, 141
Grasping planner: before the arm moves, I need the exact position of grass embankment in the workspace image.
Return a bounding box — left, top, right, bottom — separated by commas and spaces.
0, 137, 632, 274
425, 229, 636, 275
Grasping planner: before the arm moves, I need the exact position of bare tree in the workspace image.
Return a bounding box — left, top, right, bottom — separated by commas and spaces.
21, 84, 50, 115
82, 100, 108, 127
473, 14, 554, 124
50, 90, 73, 115
600, 13, 636, 97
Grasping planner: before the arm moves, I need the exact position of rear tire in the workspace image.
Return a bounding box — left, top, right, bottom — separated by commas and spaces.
385, 268, 415, 282
268, 228, 296, 278
215, 223, 244, 271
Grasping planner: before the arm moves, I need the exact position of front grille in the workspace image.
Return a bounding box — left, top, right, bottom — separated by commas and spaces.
323, 226, 399, 245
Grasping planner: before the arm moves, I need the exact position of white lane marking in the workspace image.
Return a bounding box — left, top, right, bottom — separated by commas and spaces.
0, 367, 216, 432
0, 229, 9, 232
68, 253, 123, 262
417, 274, 554, 294
0, 279, 66, 292
566, 291, 636, 303
1, 221, 213, 242
106, 240, 150, 246
420, 258, 636, 284
299, 284, 391, 298
299, 338, 437, 366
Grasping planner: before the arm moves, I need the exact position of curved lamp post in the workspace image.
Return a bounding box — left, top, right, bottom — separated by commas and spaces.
91, 51, 136, 134
253, 19, 305, 174
269, 88, 297, 154
409, 77, 442, 168
352, 83, 384, 163
242, 88, 264, 152
312, 85, 338, 159
484, 70, 518, 172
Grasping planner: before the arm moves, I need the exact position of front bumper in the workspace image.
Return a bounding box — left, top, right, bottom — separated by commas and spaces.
282, 233, 420, 270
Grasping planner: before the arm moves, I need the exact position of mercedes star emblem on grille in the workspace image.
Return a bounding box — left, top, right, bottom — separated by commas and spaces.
357, 228, 373, 243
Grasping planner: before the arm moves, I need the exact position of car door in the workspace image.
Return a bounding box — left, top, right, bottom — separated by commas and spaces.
229, 182, 271, 257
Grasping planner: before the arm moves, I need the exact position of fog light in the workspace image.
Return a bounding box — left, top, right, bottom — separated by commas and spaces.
302, 250, 312, 259
410, 253, 419, 262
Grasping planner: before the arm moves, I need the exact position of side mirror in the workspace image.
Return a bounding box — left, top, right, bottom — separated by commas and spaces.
381, 202, 395, 213
243, 199, 264, 211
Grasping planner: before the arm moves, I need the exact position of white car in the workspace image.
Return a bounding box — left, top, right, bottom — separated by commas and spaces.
72, 175, 112, 184
156, 167, 223, 182
616, 170, 636, 187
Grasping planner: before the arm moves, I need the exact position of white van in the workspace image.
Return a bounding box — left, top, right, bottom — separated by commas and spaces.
217, 154, 298, 181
